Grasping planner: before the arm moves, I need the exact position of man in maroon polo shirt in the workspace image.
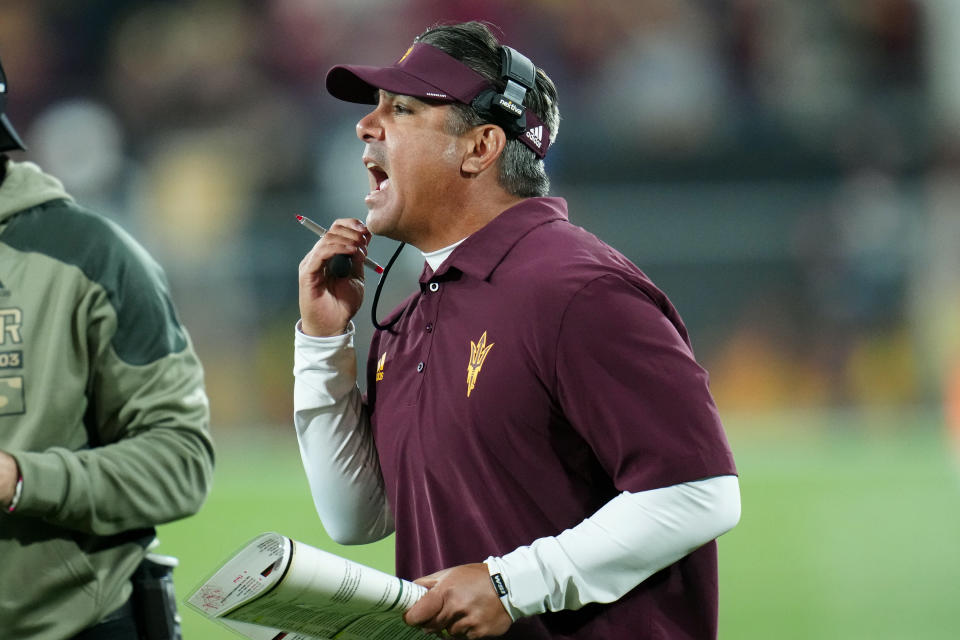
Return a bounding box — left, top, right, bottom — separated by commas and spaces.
293, 21, 740, 639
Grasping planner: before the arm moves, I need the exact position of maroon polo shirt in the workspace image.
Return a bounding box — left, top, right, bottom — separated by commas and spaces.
366, 197, 736, 639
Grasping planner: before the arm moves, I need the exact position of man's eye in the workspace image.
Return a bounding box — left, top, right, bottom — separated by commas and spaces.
393, 103, 411, 114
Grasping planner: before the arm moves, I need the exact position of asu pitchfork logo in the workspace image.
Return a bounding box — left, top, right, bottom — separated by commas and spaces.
467, 331, 494, 397
375, 352, 386, 382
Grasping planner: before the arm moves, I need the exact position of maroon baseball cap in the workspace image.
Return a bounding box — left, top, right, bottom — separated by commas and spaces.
0, 56, 26, 152
326, 42, 550, 158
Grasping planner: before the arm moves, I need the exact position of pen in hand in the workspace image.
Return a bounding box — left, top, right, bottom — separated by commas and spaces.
296, 215, 384, 277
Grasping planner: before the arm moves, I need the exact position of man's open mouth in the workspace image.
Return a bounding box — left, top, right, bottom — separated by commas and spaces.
366, 161, 390, 191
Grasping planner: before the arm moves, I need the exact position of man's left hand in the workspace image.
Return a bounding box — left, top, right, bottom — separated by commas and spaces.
403, 563, 512, 639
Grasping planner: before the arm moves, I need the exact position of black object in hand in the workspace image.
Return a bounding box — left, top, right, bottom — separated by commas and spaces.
328, 254, 353, 278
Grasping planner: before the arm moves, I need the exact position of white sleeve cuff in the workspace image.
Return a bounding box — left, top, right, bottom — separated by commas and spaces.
484, 553, 550, 621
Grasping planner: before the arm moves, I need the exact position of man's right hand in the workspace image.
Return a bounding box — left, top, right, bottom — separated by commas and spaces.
298, 218, 372, 336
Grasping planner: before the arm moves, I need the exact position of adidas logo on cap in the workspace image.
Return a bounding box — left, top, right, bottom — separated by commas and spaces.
524, 125, 543, 149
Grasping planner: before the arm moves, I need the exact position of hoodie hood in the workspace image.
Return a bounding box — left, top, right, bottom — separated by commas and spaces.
0, 160, 73, 223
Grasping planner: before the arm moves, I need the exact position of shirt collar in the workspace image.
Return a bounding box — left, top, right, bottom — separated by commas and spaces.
422, 237, 467, 272
423, 197, 568, 283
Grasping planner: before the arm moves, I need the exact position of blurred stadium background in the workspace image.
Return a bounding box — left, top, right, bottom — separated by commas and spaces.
3, 0, 960, 637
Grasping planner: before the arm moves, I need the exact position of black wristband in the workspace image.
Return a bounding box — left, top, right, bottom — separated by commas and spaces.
490, 573, 509, 598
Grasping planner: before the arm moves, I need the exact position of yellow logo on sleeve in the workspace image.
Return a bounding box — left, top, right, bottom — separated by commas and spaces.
375, 352, 386, 382
467, 332, 494, 397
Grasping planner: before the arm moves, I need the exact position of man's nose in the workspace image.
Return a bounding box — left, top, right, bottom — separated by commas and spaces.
356, 109, 384, 142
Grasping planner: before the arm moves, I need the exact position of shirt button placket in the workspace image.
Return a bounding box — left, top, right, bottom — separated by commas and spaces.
418, 281, 439, 380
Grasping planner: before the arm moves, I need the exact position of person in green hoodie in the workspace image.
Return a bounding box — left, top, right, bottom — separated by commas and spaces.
0, 56, 214, 639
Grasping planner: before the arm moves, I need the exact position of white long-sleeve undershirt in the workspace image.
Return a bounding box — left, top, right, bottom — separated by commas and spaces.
293, 323, 740, 618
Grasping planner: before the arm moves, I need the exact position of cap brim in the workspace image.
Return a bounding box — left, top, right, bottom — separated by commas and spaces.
0, 113, 26, 152
323, 43, 551, 158
326, 65, 456, 105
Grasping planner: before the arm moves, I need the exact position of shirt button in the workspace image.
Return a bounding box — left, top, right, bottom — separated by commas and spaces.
417, 362, 424, 372
428, 282, 439, 292
425, 323, 433, 333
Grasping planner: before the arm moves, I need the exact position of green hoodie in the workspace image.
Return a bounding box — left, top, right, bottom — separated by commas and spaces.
0, 159, 214, 638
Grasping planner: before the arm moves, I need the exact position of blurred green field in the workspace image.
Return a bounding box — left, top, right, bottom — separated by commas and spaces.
158, 409, 960, 640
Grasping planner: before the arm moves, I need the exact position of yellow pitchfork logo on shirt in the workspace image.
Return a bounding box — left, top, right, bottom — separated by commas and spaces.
375, 352, 386, 382
467, 331, 494, 397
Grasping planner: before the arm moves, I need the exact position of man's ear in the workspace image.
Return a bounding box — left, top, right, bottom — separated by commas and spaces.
461, 124, 507, 176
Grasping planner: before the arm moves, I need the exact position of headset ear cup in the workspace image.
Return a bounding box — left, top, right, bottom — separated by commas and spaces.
470, 89, 526, 137
470, 89, 495, 120
468, 47, 540, 142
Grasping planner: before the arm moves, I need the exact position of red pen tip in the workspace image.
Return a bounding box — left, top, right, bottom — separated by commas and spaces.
296, 215, 303, 221
375, 266, 384, 274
